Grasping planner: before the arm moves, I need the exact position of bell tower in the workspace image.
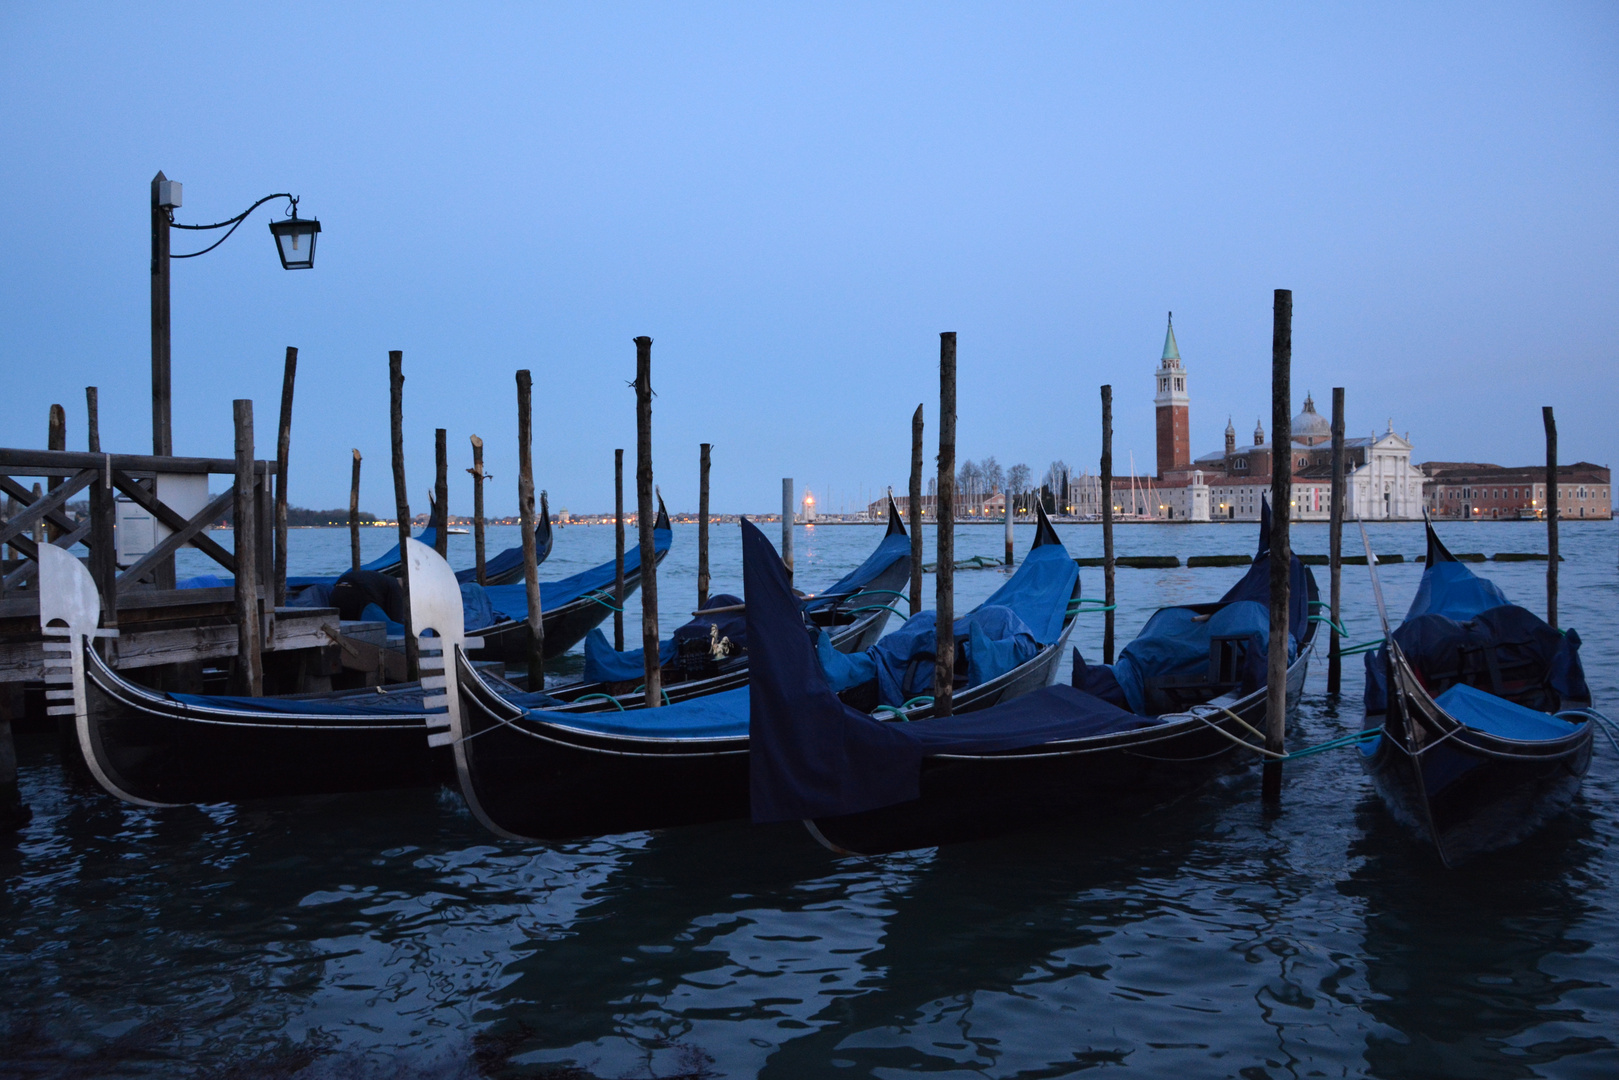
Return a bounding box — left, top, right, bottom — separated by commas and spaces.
1154, 312, 1190, 477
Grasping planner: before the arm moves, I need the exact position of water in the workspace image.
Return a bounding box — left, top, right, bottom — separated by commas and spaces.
6, 519, 1617, 1078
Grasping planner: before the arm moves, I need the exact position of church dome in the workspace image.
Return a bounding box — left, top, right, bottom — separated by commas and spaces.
1292, 393, 1332, 445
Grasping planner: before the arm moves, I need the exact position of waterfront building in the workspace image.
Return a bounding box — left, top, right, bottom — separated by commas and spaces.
1143, 311, 1425, 521
1421, 462, 1612, 520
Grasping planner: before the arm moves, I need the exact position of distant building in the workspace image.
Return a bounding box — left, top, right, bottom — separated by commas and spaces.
1143, 312, 1424, 521
1421, 462, 1611, 520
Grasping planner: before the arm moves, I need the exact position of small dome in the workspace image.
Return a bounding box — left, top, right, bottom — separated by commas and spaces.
1292, 393, 1332, 443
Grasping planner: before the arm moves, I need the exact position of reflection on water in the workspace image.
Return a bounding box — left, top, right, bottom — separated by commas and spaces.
4, 520, 1616, 1077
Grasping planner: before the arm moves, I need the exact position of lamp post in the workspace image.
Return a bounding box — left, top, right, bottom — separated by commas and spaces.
150, 171, 320, 456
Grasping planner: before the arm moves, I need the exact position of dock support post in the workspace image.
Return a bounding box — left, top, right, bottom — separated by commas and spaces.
1327, 387, 1345, 695
614, 449, 626, 651
434, 428, 449, 559
935, 332, 957, 716
85, 388, 116, 631
1005, 470, 1015, 566
1544, 406, 1558, 630
781, 479, 794, 580
273, 346, 297, 607
909, 404, 924, 615
46, 405, 66, 542
389, 351, 419, 681
232, 399, 264, 696
1263, 290, 1293, 803
698, 443, 711, 607
0, 706, 26, 831
517, 371, 545, 683
349, 450, 362, 572
150, 172, 172, 458
1101, 385, 1116, 664
469, 436, 487, 585
634, 337, 661, 707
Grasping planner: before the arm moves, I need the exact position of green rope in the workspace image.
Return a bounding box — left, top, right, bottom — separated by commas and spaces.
633, 683, 673, 707
583, 590, 624, 613
1068, 600, 1117, 613
1308, 614, 1349, 638
900, 695, 935, 709
1339, 638, 1386, 657
1283, 728, 1383, 760
872, 705, 908, 721
571, 693, 625, 712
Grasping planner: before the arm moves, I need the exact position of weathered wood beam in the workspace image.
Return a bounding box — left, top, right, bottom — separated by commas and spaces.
0, 470, 92, 546
109, 469, 236, 572
116, 489, 235, 593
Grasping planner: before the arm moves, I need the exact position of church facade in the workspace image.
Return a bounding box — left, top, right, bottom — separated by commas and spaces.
1140, 315, 1426, 521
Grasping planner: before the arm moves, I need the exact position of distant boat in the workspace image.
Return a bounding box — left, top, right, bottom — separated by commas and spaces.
447, 527, 469, 535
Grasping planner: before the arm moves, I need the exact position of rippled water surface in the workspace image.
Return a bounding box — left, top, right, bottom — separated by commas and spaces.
5, 519, 1616, 1078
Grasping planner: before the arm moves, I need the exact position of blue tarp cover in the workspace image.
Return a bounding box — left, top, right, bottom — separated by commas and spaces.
583, 628, 678, 683
1434, 682, 1586, 741
743, 518, 1159, 822
1111, 600, 1279, 716
527, 686, 751, 740
480, 524, 671, 621
802, 530, 910, 611
820, 541, 1076, 706
455, 506, 554, 584
1408, 561, 1510, 622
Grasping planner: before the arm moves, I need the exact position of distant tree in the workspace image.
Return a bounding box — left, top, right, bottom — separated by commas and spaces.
1007, 463, 1031, 494
980, 456, 1005, 495
1043, 460, 1071, 492
957, 461, 982, 516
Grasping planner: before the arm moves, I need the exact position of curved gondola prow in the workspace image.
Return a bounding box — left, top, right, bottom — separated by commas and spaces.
1423, 514, 1457, 566
654, 493, 671, 533
537, 491, 555, 563
36, 545, 165, 807
1031, 498, 1062, 550
885, 495, 907, 537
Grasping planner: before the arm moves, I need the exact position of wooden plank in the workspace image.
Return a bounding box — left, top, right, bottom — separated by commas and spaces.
0, 448, 250, 476
0, 520, 92, 591
0, 470, 92, 546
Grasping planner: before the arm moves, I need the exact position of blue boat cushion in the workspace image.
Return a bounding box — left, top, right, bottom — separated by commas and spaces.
817, 630, 878, 692
1109, 601, 1279, 717
582, 628, 678, 683
1365, 605, 1586, 715
1070, 649, 1133, 711
1433, 683, 1586, 742
743, 518, 1160, 822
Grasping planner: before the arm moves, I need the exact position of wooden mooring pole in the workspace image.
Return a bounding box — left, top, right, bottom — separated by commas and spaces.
1101, 385, 1116, 665
273, 346, 297, 608
1005, 471, 1015, 566
698, 443, 711, 608
348, 450, 362, 572
232, 399, 264, 696
935, 332, 957, 716
469, 436, 487, 585
1327, 387, 1345, 695
909, 404, 923, 616
1263, 289, 1293, 803
634, 337, 661, 707
781, 479, 794, 579
85, 387, 115, 628
389, 351, 419, 680
1544, 406, 1558, 630
614, 448, 626, 651
516, 371, 545, 682
47, 405, 65, 542
434, 428, 449, 559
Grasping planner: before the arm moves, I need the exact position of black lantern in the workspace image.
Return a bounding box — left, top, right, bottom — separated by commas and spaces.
268, 212, 321, 270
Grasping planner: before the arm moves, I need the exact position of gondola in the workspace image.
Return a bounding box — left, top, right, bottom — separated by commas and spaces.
553, 498, 913, 711
275, 493, 553, 598
748, 502, 1319, 855
440, 504, 1083, 842
36, 541, 544, 807
1359, 520, 1593, 867
466, 497, 671, 664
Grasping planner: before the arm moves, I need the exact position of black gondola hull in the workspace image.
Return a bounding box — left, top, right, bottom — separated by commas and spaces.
807, 633, 1313, 855
78, 645, 448, 805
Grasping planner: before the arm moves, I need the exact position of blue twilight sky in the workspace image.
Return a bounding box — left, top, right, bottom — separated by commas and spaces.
2, 3, 1615, 517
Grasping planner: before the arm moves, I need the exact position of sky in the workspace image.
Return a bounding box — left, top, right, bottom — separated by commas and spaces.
3, 2, 1615, 517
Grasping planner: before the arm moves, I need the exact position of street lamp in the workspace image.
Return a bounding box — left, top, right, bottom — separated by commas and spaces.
150, 170, 320, 456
